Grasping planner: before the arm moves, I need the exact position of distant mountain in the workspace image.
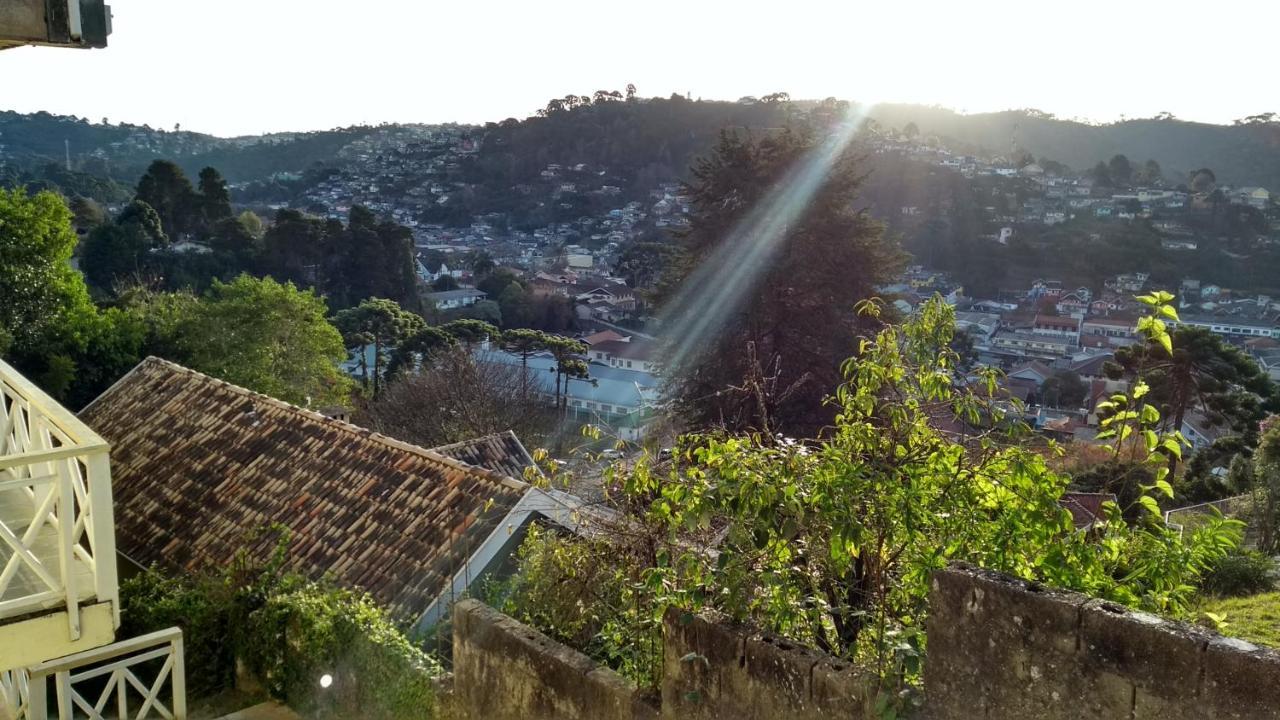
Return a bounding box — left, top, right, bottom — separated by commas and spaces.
4, 100, 1279, 203
867, 104, 1280, 188
0, 110, 383, 186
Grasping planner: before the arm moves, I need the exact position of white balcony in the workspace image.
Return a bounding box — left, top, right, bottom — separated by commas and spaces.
0, 358, 119, 670
1, 627, 186, 720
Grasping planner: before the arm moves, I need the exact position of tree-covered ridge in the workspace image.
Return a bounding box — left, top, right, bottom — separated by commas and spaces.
866, 105, 1280, 188
0, 109, 385, 185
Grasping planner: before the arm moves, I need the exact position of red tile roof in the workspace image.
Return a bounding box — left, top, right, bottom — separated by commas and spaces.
80, 357, 528, 620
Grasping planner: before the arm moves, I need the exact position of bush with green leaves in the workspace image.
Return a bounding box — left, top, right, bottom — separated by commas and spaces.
120, 534, 440, 719
1199, 550, 1276, 598
508, 294, 1240, 710
500, 524, 662, 688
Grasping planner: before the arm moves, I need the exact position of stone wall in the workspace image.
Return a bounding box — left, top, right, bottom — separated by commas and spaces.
450, 598, 658, 720
452, 566, 1280, 719
926, 563, 1280, 719
662, 607, 876, 719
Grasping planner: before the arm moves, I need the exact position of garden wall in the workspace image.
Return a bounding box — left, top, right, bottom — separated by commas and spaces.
661, 606, 877, 719
926, 563, 1280, 719
450, 599, 658, 720
453, 565, 1280, 719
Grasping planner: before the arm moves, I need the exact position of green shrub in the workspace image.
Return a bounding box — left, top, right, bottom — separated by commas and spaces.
1200, 550, 1276, 597
502, 524, 661, 690
119, 571, 237, 698
120, 543, 440, 719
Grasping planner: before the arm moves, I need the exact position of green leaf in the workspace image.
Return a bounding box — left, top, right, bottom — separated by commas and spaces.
1154, 479, 1174, 498
1157, 332, 1173, 356
1143, 430, 1158, 451
1158, 305, 1179, 321
1137, 495, 1162, 518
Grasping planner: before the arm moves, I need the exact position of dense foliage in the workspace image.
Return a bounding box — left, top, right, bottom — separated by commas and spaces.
1109, 326, 1278, 445
507, 297, 1241, 703
661, 121, 904, 436
120, 534, 441, 719
0, 187, 143, 404
123, 275, 352, 406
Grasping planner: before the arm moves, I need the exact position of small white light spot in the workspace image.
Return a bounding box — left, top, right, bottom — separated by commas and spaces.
320, 674, 333, 689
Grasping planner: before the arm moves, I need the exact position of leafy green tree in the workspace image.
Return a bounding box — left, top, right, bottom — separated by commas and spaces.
662, 127, 903, 436
131, 276, 350, 406
614, 241, 675, 290
324, 206, 419, 310
209, 215, 258, 259
67, 195, 106, 234
135, 159, 197, 238
196, 166, 233, 235
1110, 325, 1276, 445
1041, 370, 1089, 409
1247, 423, 1280, 552
259, 209, 333, 287
0, 188, 109, 387
81, 200, 169, 291
432, 275, 460, 292
477, 268, 521, 298
612, 296, 1239, 679
1137, 159, 1163, 186
466, 299, 503, 326
1091, 161, 1112, 187
469, 251, 495, 276
1108, 154, 1133, 186
1189, 168, 1217, 194
497, 282, 533, 328
388, 325, 455, 378
332, 298, 425, 396
237, 210, 264, 239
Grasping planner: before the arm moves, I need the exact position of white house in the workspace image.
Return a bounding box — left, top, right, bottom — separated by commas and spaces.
425, 288, 487, 310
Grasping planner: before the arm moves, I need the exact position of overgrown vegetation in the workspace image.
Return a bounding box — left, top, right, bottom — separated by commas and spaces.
503, 295, 1242, 709
120, 532, 441, 719
1198, 549, 1276, 598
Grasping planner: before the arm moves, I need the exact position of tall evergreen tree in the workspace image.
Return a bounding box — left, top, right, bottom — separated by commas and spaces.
662, 126, 903, 436
196, 166, 233, 235
135, 160, 197, 238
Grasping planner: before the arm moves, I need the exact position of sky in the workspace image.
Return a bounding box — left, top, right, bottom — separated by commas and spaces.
2, 0, 1276, 137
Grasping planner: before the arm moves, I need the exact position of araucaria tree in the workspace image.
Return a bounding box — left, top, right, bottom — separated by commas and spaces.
1109, 326, 1277, 445
662, 125, 904, 437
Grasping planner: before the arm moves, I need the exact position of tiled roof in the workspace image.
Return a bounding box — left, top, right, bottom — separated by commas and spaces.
430, 431, 539, 481
1059, 492, 1116, 529
79, 357, 527, 620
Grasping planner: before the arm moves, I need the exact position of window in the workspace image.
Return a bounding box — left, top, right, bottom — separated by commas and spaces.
626, 361, 633, 368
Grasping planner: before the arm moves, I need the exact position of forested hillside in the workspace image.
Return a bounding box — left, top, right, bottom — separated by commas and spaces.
5, 99, 1279, 205
868, 104, 1280, 187
0, 110, 382, 188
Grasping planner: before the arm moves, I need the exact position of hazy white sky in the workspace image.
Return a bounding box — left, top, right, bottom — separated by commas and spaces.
2, 0, 1276, 137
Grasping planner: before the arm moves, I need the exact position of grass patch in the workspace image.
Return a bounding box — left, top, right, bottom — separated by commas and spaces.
1199, 592, 1280, 649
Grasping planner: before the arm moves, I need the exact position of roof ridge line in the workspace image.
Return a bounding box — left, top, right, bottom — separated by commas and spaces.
111, 357, 528, 492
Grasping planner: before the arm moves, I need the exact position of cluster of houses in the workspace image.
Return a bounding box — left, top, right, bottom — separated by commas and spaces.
891, 266, 1280, 450
870, 133, 1275, 233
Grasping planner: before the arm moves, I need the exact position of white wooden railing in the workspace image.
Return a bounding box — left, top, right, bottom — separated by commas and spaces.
0, 358, 118, 636
1, 627, 186, 720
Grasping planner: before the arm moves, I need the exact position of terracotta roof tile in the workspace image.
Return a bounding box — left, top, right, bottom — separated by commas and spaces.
79, 357, 527, 620
429, 431, 539, 481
